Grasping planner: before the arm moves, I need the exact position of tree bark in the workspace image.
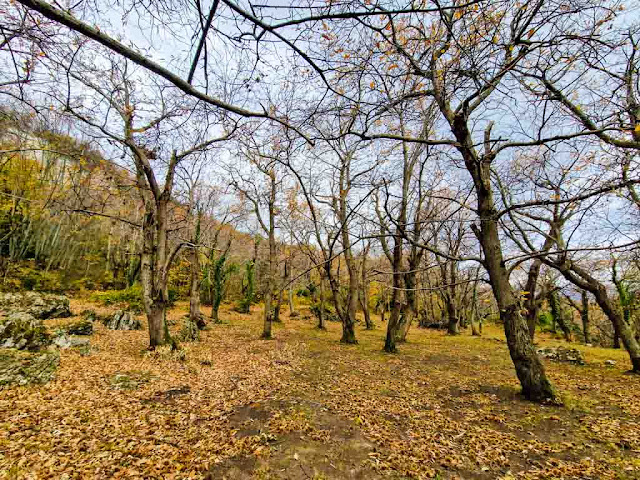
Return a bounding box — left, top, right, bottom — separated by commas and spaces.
555, 262, 640, 372
288, 287, 296, 316
261, 172, 277, 340
384, 230, 404, 352
465, 140, 554, 401
549, 290, 571, 342
187, 218, 203, 331
188, 244, 204, 329
444, 290, 460, 335
581, 290, 590, 344
359, 245, 373, 329
523, 233, 556, 339
317, 273, 326, 330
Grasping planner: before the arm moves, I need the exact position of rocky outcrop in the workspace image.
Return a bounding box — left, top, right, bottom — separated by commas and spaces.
537, 346, 586, 365
180, 317, 199, 342
60, 318, 93, 336
0, 292, 72, 319
0, 312, 50, 351
103, 310, 142, 330
0, 348, 60, 386
52, 332, 91, 349
81, 309, 98, 323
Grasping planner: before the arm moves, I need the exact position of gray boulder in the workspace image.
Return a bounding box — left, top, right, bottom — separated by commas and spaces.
103, 310, 142, 330
0, 292, 72, 319
60, 318, 93, 336
82, 309, 98, 323
52, 332, 91, 349
537, 346, 586, 365
0, 348, 60, 386
180, 317, 200, 342
0, 312, 50, 351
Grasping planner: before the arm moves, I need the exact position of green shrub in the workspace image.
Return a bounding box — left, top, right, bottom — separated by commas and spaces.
91, 284, 178, 313
168, 287, 179, 305
235, 260, 255, 313
18, 267, 64, 293
91, 284, 144, 312
310, 303, 339, 322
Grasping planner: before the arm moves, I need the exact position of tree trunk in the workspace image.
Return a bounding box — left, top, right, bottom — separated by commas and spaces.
447, 317, 460, 335
470, 273, 481, 336
549, 290, 571, 342
140, 195, 175, 349
262, 290, 273, 339
470, 161, 554, 402
397, 308, 413, 342
523, 233, 556, 339
396, 271, 417, 342
597, 294, 639, 370
360, 287, 373, 329
147, 302, 168, 348
525, 300, 540, 340
188, 245, 204, 329
260, 170, 278, 340
210, 243, 231, 325
211, 302, 220, 324
360, 244, 373, 329
384, 231, 404, 352
262, 243, 275, 339
317, 274, 326, 330
288, 287, 297, 316
556, 262, 640, 372
274, 258, 290, 322
471, 319, 481, 336
581, 290, 590, 344
273, 287, 284, 323
445, 295, 460, 335
336, 162, 359, 345
342, 261, 359, 344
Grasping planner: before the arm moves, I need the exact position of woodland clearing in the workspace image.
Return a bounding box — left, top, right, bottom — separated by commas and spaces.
1, 300, 638, 480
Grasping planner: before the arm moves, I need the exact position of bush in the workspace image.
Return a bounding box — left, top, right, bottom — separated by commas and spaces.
18, 267, 64, 293
91, 284, 144, 312
235, 297, 252, 314
538, 311, 553, 331
296, 287, 311, 298
91, 284, 178, 313
310, 303, 340, 322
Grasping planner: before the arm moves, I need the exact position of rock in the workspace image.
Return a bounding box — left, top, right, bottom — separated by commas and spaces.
52, 332, 90, 350
109, 370, 155, 390
103, 310, 142, 330
52, 333, 72, 349
61, 319, 93, 336
82, 309, 98, 322
0, 348, 59, 386
0, 292, 72, 319
0, 312, 50, 351
421, 322, 446, 330
195, 313, 207, 330
180, 318, 200, 342
604, 360, 617, 366
537, 346, 586, 365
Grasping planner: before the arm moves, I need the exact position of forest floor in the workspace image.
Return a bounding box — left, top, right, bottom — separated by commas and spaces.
1, 300, 640, 480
